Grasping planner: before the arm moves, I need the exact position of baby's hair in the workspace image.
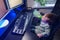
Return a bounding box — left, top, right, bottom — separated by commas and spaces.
45, 13, 58, 23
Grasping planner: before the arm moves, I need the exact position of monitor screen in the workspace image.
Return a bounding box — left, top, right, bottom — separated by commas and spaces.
6, 0, 23, 9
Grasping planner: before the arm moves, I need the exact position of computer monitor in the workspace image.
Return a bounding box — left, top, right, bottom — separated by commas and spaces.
0, 0, 23, 20
5, 0, 23, 9
0, 0, 24, 38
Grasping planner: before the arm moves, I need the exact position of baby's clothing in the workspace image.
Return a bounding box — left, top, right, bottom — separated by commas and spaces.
35, 20, 50, 36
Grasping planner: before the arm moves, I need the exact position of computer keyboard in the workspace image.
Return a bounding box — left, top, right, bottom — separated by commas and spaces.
12, 13, 29, 34
12, 12, 33, 35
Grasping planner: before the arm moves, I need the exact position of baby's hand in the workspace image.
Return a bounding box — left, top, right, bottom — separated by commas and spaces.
37, 34, 43, 38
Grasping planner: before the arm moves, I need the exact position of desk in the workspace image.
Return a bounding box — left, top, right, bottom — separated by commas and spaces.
1, 8, 52, 40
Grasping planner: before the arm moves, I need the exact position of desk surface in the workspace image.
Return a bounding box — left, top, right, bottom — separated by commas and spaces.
1, 9, 53, 40
4, 30, 40, 40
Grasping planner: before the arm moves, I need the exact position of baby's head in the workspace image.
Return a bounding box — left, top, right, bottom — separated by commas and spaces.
42, 13, 58, 23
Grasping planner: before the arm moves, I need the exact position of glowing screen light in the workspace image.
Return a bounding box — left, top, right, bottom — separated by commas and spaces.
0, 19, 9, 28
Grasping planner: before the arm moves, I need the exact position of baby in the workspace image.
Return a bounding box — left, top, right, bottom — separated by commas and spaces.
34, 13, 58, 38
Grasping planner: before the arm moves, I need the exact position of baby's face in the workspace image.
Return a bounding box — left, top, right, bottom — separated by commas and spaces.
42, 14, 50, 22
